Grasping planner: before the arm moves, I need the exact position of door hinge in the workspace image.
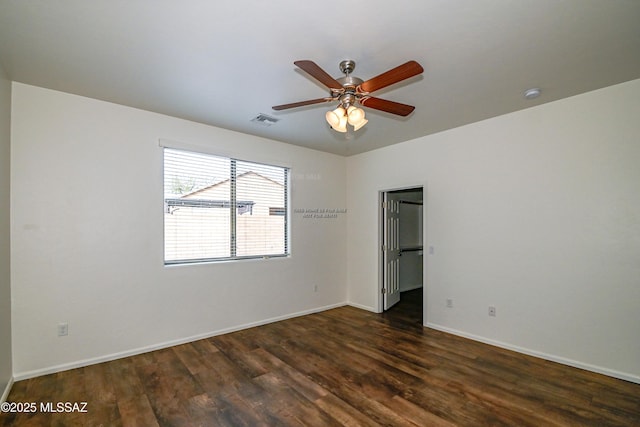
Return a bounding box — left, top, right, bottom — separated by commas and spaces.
381, 287, 386, 294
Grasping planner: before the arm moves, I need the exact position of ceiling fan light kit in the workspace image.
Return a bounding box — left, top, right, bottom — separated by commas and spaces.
325, 105, 368, 132
273, 59, 424, 134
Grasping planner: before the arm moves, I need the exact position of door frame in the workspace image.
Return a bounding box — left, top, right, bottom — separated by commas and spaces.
378, 184, 427, 323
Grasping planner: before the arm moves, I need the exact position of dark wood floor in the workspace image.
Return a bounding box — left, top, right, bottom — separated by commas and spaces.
2, 289, 639, 426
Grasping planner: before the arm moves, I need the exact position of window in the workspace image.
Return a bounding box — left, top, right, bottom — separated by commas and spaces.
163, 148, 289, 264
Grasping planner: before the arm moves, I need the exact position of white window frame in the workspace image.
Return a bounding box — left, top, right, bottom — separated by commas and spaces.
162, 145, 290, 265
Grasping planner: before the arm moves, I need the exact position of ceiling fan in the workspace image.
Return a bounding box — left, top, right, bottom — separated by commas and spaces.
272, 59, 424, 132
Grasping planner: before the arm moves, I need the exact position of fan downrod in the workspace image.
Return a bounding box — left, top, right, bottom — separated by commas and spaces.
337, 60, 363, 89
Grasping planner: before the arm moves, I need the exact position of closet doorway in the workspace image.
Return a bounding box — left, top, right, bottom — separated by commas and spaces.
379, 186, 424, 322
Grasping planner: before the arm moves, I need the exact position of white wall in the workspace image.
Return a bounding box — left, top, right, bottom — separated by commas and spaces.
8, 78, 640, 383
0, 66, 12, 399
347, 79, 640, 382
10, 83, 347, 378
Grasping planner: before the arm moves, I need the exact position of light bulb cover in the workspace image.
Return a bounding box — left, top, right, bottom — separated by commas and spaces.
352, 118, 368, 131
347, 106, 366, 126
325, 107, 346, 128
334, 114, 348, 132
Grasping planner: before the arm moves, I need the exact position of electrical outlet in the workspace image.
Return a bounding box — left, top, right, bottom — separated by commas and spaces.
58, 322, 68, 336
488, 306, 496, 317
446, 299, 453, 308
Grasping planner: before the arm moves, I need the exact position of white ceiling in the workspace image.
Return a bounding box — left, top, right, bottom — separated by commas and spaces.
1, 1, 639, 156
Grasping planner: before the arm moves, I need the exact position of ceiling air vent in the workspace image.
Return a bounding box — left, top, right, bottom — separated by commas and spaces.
251, 113, 280, 127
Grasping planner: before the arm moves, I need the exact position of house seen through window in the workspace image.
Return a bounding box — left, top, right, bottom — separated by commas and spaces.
164, 148, 289, 264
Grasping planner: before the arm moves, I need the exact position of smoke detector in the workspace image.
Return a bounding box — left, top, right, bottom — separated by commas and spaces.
524, 88, 541, 100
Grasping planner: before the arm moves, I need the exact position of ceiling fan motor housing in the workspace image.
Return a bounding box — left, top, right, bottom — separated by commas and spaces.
335, 60, 365, 108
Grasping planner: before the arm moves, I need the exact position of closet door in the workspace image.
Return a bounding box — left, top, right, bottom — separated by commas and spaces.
383, 196, 401, 310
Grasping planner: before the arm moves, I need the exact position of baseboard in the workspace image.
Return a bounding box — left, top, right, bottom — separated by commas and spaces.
401, 284, 423, 292
13, 302, 348, 381
347, 301, 379, 313
1, 376, 13, 403
427, 322, 640, 385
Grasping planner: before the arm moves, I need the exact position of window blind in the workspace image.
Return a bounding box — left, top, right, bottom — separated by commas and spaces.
163, 148, 289, 264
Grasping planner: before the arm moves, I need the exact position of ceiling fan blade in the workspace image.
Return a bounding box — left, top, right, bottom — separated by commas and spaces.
294, 60, 343, 90
359, 96, 415, 116
272, 98, 332, 110
359, 60, 424, 93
